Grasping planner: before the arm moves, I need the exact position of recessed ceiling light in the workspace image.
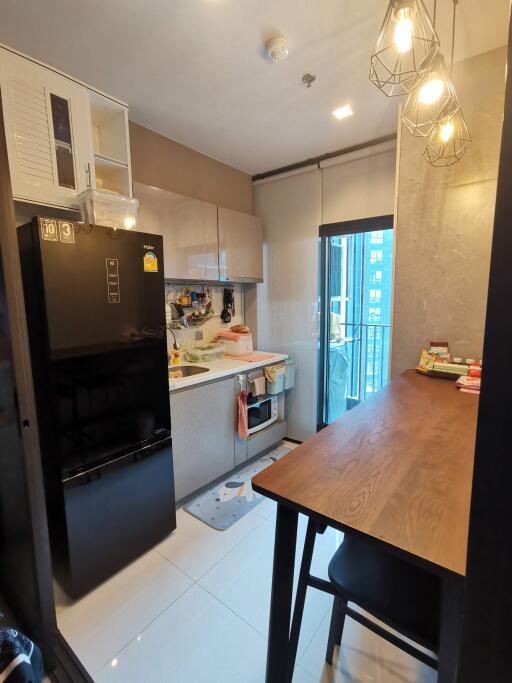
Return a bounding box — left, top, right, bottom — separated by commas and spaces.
332, 105, 353, 120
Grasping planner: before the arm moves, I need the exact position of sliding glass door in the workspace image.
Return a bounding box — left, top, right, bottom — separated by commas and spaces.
318, 216, 394, 427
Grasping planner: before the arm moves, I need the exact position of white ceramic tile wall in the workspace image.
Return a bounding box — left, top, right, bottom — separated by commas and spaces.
164, 281, 244, 352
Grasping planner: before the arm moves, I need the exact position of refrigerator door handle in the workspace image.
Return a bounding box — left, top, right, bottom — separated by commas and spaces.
62, 433, 172, 484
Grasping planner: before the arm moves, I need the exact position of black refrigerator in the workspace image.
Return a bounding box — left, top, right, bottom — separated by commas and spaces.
18, 217, 176, 598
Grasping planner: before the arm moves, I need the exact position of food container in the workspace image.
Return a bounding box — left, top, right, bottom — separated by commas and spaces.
78, 189, 139, 230
185, 344, 225, 363
218, 333, 253, 357
284, 358, 296, 389
266, 364, 286, 395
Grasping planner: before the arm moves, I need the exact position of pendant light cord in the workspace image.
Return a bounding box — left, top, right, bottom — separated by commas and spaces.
451, 0, 459, 76
433, 0, 437, 28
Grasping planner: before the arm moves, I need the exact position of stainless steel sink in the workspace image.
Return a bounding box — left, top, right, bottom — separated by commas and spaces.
169, 365, 210, 379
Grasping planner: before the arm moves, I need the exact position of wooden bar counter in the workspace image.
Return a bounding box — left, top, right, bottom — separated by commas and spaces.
253, 370, 479, 683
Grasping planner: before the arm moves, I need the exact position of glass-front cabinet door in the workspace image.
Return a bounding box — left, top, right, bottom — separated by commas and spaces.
0, 47, 94, 208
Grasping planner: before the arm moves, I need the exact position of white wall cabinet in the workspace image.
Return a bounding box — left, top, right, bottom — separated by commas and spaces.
135, 181, 219, 281
218, 206, 263, 283
0, 47, 93, 208
0, 45, 131, 209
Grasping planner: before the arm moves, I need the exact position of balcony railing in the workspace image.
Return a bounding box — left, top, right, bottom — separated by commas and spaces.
329, 322, 391, 407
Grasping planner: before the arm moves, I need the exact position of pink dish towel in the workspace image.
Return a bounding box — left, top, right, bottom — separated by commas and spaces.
227, 352, 275, 363
238, 390, 249, 439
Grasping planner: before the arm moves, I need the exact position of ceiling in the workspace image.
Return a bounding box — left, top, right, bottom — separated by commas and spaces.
0, 0, 509, 175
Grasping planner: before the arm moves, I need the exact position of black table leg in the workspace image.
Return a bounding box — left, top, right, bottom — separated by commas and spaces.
288, 518, 318, 678
437, 573, 464, 683
265, 503, 299, 683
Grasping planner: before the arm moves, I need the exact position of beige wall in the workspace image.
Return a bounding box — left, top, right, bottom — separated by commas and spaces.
391, 47, 507, 376
129, 122, 253, 214
322, 144, 397, 224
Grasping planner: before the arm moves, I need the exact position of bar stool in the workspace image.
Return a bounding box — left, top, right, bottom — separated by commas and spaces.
288, 520, 441, 678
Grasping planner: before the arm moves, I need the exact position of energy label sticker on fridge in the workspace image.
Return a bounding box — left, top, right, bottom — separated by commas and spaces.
106, 258, 120, 303
144, 251, 158, 273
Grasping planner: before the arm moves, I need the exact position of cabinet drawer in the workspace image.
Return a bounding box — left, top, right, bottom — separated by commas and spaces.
247, 420, 287, 459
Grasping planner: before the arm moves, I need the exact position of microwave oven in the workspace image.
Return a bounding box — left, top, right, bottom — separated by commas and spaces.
247, 395, 278, 435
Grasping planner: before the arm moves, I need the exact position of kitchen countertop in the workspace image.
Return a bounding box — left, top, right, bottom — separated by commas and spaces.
168, 352, 288, 392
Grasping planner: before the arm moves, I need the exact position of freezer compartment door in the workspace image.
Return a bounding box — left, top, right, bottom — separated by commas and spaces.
60, 438, 175, 598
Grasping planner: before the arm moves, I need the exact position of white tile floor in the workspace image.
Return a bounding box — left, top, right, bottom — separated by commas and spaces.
55, 442, 437, 683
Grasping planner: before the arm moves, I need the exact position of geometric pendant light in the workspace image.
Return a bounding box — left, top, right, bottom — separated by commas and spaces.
423, 108, 472, 166
370, 0, 440, 97
401, 53, 459, 137
423, 0, 471, 166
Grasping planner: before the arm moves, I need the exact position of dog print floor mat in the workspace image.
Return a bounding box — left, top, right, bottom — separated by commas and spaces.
183, 443, 292, 530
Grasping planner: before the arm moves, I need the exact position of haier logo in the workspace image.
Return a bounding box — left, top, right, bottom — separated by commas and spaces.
143, 244, 155, 250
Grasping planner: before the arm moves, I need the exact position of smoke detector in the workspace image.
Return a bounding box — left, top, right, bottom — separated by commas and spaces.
265, 35, 289, 63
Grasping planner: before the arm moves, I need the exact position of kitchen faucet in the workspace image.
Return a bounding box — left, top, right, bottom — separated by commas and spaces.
167, 325, 180, 350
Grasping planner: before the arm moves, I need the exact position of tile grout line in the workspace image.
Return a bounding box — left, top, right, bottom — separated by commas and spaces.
198, 583, 271, 642
90, 580, 200, 675
96, 513, 273, 675
192, 514, 275, 583
156, 511, 269, 583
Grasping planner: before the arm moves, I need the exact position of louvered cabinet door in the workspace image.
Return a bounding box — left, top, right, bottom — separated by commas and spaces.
0, 48, 93, 209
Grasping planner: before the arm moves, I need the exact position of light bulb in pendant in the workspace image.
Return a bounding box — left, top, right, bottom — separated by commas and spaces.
401, 54, 459, 138
418, 76, 444, 105
424, 109, 472, 167
394, 6, 413, 54
439, 118, 455, 143
370, 0, 439, 97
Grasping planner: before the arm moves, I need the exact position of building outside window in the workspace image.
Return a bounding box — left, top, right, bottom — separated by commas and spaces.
321, 226, 393, 423
370, 249, 383, 264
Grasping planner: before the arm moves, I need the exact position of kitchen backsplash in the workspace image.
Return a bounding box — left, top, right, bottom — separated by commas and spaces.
164, 282, 244, 352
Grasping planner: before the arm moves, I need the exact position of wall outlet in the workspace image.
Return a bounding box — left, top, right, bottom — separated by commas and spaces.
195, 330, 204, 342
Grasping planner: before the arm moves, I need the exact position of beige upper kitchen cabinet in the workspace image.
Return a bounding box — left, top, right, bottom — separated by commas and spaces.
218, 206, 263, 282
135, 181, 219, 281
0, 46, 94, 209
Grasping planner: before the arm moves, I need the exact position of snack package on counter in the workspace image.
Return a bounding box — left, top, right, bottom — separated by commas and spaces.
416, 349, 435, 374
429, 341, 451, 362
416, 344, 470, 379
456, 375, 481, 394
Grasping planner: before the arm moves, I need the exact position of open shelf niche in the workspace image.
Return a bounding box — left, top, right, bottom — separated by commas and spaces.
89, 91, 132, 196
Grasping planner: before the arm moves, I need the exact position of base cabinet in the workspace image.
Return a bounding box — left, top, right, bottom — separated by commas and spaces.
170, 377, 236, 501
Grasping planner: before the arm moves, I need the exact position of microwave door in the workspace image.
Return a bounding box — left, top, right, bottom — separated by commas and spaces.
248, 397, 277, 435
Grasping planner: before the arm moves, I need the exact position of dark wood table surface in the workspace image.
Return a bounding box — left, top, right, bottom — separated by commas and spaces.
252, 370, 479, 683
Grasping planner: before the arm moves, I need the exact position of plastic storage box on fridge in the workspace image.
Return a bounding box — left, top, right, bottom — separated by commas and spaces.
78, 189, 139, 230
